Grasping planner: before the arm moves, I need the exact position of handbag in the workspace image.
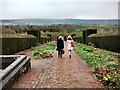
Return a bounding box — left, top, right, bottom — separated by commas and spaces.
71, 41, 74, 47
62, 50, 65, 54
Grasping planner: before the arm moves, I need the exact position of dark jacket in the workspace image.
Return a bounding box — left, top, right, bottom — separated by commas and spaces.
56, 39, 64, 51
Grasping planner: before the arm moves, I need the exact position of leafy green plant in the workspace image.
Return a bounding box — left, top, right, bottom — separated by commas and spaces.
33, 52, 40, 56
32, 41, 56, 59
83, 47, 93, 52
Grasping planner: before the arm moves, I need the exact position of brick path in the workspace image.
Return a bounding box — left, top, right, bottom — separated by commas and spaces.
12, 43, 103, 88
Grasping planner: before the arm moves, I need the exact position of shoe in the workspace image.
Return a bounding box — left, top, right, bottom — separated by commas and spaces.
69, 55, 71, 58
61, 55, 62, 58
58, 55, 60, 58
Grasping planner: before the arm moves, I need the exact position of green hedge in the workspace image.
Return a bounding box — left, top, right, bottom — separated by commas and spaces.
40, 37, 51, 44
88, 34, 120, 53
73, 36, 82, 43
82, 29, 97, 44
1, 34, 38, 55
27, 30, 41, 43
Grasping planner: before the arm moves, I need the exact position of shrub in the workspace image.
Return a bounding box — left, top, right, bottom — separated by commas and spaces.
1, 34, 37, 54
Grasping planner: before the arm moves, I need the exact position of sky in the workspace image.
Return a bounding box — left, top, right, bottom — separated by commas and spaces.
0, 0, 119, 19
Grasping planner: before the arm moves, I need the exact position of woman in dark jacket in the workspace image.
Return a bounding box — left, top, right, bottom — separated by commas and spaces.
56, 36, 64, 58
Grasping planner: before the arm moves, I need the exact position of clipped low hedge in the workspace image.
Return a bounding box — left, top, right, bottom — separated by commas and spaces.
73, 33, 120, 53
1, 34, 36, 38
88, 34, 120, 53
73, 36, 82, 43
40, 37, 51, 44
1, 34, 38, 55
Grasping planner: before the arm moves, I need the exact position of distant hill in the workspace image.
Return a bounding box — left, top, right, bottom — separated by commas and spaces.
1, 19, 118, 25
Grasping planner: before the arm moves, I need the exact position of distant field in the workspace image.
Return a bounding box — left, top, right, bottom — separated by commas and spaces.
1, 19, 118, 25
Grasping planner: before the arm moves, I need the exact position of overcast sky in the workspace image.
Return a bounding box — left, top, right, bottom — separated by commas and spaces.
0, 0, 119, 19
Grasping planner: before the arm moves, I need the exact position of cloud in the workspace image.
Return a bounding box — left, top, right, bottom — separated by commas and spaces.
1, 1, 118, 19
2, 0, 119, 3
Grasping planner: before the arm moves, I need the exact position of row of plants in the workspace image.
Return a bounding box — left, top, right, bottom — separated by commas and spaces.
74, 42, 120, 88
32, 41, 56, 59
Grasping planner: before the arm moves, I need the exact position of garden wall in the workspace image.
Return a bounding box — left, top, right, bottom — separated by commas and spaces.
1, 35, 38, 55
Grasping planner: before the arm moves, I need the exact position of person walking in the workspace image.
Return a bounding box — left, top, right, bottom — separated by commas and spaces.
66, 35, 74, 58
56, 36, 64, 58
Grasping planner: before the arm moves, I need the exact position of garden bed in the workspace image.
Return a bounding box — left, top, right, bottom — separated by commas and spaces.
74, 42, 120, 88
15, 41, 56, 60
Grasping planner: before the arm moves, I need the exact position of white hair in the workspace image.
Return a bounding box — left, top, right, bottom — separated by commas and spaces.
58, 36, 63, 40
